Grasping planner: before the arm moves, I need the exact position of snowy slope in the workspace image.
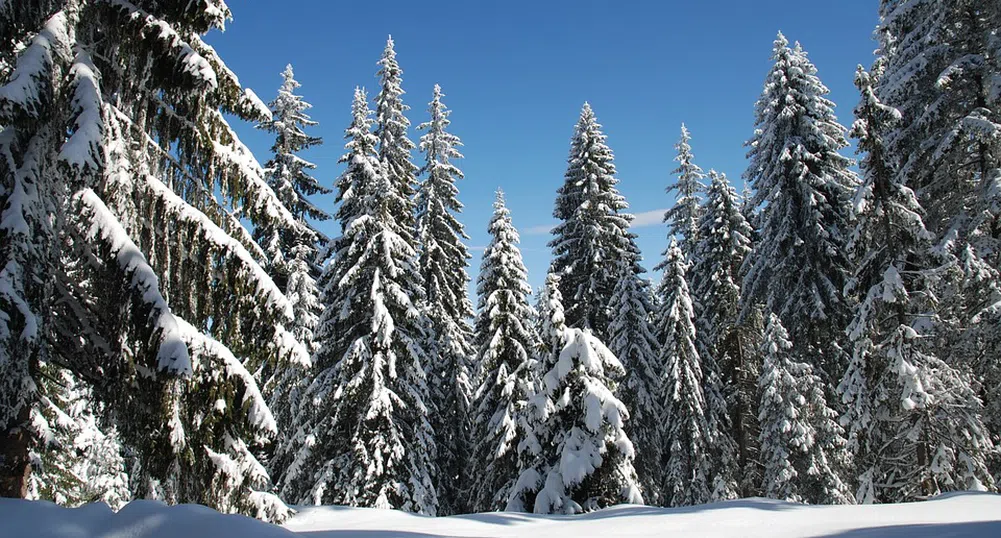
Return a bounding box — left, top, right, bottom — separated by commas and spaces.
3, 493, 1000, 538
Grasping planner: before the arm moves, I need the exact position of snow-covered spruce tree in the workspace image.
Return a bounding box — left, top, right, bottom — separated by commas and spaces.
415, 84, 475, 515
256, 64, 327, 479
549, 103, 637, 341
739, 32, 858, 380
758, 314, 853, 505
256, 63, 327, 344
608, 255, 663, 503
690, 170, 761, 497
507, 272, 564, 512
840, 65, 995, 503
0, 1, 306, 519
662, 123, 704, 260
656, 240, 736, 506
874, 0, 1001, 477
468, 190, 540, 513
374, 35, 419, 243
691, 171, 752, 360
254, 64, 328, 288
280, 88, 437, 514
508, 273, 642, 514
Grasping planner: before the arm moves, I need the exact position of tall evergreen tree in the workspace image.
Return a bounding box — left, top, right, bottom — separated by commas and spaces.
608, 256, 663, 503
874, 0, 1001, 478
662, 123, 704, 260
279, 89, 437, 514
374, 36, 419, 243
656, 240, 735, 506
415, 84, 474, 515
0, 1, 305, 520
256, 64, 327, 477
757, 314, 853, 505
739, 33, 858, 380
691, 170, 761, 497
841, 65, 996, 503
549, 103, 637, 340
468, 190, 539, 513
508, 273, 642, 514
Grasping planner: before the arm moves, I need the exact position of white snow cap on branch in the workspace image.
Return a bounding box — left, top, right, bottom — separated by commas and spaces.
75, 189, 191, 376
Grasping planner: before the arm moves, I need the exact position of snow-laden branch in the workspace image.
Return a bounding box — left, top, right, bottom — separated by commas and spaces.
74, 188, 192, 376
0, 11, 68, 120
140, 173, 311, 368
175, 317, 277, 436
59, 50, 104, 173
102, 0, 218, 90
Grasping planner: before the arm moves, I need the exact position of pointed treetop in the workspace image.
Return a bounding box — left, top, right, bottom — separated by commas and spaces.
281, 64, 298, 88
662, 122, 705, 259
774, 31, 789, 50
494, 187, 506, 207
351, 87, 371, 125
379, 35, 400, 75
666, 237, 682, 264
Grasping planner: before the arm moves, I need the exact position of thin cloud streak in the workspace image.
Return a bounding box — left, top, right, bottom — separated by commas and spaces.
630, 208, 668, 228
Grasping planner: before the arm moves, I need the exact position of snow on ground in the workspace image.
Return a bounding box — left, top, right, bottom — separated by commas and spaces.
3, 492, 1000, 538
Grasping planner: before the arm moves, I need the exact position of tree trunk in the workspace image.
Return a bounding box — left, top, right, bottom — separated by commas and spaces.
0, 404, 32, 498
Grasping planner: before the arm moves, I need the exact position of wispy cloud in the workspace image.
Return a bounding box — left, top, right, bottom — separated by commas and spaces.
524, 208, 666, 235
469, 245, 487, 252
630, 208, 668, 228
524, 224, 555, 235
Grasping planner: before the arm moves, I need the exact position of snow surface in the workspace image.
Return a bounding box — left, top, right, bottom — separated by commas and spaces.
4, 492, 1000, 538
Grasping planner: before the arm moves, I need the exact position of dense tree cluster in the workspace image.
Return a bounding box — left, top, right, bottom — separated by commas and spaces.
1, 0, 996, 522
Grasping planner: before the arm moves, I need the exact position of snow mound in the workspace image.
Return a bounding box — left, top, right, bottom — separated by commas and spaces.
288, 493, 1001, 537
0, 499, 294, 538
3, 493, 1000, 537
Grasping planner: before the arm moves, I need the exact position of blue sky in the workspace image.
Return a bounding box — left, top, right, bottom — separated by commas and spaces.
208, 1, 879, 295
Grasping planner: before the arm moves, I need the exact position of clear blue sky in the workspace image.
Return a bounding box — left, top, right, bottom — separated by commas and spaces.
207, 1, 879, 295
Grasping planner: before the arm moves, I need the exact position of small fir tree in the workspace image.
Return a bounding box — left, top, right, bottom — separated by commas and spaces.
757, 314, 854, 505
468, 191, 540, 513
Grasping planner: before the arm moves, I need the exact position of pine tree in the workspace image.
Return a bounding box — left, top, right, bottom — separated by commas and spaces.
607, 256, 663, 503
415, 84, 475, 515
468, 190, 539, 513
758, 314, 853, 504
691, 170, 761, 497
662, 123, 704, 260
507, 272, 564, 512
509, 274, 642, 514
374, 36, 419, 243
841, 65, 996, 503
874, 1, 1001, 480
656, 240, 735, 506
549, 103, 637, 340
254, 64, 328, 285
739, 33, 858, 381
0, 2, 305, 519
256, 64, 327, 480
280, 88, 437, 514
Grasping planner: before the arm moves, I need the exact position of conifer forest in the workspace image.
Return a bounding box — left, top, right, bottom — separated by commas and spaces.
1, 0, 999, 525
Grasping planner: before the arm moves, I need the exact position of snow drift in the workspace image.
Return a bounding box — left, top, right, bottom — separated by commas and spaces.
3, 492, 1000, 538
